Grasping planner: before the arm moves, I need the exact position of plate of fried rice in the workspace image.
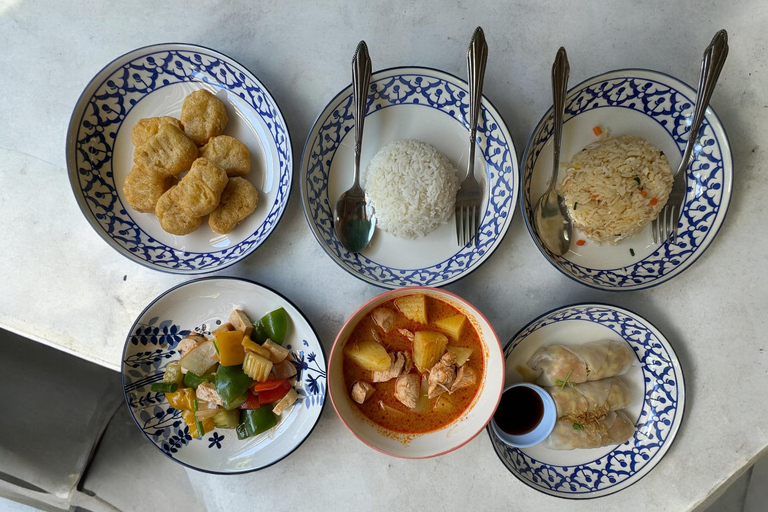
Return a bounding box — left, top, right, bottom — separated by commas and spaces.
300, 66, 519, 289
521, 68, 733, 291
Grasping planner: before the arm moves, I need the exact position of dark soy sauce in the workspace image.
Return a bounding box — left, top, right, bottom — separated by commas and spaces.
494, 386, 544, 435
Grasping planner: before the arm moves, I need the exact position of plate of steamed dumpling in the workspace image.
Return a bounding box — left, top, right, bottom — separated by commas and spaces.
487, 303, 685, 499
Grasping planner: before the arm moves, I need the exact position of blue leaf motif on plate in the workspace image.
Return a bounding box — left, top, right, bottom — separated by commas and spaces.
306, 374, 319, 395
208, 432, 225, 449
128, 317, 187, 353
289, 350, 326, 409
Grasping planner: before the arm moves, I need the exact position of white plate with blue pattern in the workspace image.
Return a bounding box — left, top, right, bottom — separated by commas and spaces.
522, 69, 733, 290
300, 66, 518, 288
67, 43, 292, 274
122, 277, 326, 474
488, 303, 685, 499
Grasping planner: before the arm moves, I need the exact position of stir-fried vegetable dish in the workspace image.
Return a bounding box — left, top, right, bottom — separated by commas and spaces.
152, 307, 300, 440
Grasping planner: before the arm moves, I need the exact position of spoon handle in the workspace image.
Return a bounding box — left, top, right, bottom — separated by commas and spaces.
352, 41, 372, 188
550, 47, 570, 192
676, 29, 729, 176
466, 26, 488, 178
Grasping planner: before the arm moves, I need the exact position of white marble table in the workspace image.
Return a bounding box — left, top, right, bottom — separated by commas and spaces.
1, 1, 766, 510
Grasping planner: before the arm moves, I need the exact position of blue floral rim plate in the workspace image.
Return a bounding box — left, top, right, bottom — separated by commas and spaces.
121, 277, 327, 474
300, 66, 518, 289
67, 43, 293, 274
488, 303, 685, 499
521, 69, 733, 291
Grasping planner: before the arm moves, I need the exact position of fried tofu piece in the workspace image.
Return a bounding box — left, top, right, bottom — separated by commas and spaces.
177, 335, 204, 357
199, 135, 251, 177
174, 158, 229, 217
133, 123, 197, 177
229, 309, 253, 337
181, 89, 228, 146
154, 189, 202, 235
208, 177, 258, 234
123, 165, 173, 213
195, 381, 224, 406
131, 116, 183, 147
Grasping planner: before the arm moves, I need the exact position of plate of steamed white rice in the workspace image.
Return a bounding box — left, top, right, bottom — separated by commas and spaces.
300, 66, 518, 288
521, 68, 733, 291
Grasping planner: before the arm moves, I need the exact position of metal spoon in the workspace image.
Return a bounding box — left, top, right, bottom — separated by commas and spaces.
534, 47, 571, 256
334, 41, 375, 253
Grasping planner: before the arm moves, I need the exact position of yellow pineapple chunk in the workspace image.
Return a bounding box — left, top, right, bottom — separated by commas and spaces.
413, 331, 448, 372
412, 375, 430, 414
242, 336, 271, 359
434, 314, 467, 341
242, 351, 273, 382
394, 294, 428, 324
262, 339, 290, 363
343, 339, 391, 371
446, 346, 473, 366
434, 394, 455, 413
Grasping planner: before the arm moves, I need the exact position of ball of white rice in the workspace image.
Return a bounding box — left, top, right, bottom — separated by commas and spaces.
559, 134, 673, 245
364, 139, 459, 239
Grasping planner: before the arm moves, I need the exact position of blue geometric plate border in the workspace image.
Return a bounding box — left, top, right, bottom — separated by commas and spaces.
520, 69, 733, 291
487, 303, 686, 499
66, 43, 292, 274
300, 66, 518, 289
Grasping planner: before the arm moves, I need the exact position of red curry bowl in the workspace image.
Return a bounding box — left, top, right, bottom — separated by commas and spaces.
328, 287, 504, 458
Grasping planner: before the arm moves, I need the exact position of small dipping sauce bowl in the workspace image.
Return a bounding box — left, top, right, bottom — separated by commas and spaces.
491, 383, 556, 448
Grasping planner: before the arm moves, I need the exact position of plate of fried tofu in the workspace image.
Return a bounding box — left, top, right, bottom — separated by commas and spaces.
67, 43, 292, 273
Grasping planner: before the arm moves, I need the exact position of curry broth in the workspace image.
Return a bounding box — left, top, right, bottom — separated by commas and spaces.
342, 295, 485, 434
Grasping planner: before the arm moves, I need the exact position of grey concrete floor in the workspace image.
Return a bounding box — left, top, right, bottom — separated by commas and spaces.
2, 403, 765, 512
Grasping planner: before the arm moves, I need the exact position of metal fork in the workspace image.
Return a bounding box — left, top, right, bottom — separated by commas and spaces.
455, 27, 488, 247
652, 29, 729, 245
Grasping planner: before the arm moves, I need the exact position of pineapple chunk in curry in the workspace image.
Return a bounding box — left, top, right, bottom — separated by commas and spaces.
342, 294, 484, 434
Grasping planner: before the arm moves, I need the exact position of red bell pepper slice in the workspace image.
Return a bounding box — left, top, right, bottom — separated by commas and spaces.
258, 380, 292, 405
252, 378, 289, 393
238, 390, 261, 410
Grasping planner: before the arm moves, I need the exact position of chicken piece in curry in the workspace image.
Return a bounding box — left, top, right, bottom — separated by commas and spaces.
343, 294, 484, 434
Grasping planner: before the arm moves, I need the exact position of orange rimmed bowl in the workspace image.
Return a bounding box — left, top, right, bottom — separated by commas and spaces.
328, 287, 504, 458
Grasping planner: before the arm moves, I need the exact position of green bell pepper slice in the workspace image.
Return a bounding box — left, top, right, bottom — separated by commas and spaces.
150, 382, 178, 393
251, 322, 270, 344
259, 308, 289, 345
236, 408, 277, 440
192, 399, 204, 439
224, 391, 249, 411
215, 365, 254, 409
182, 371, 215, 390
